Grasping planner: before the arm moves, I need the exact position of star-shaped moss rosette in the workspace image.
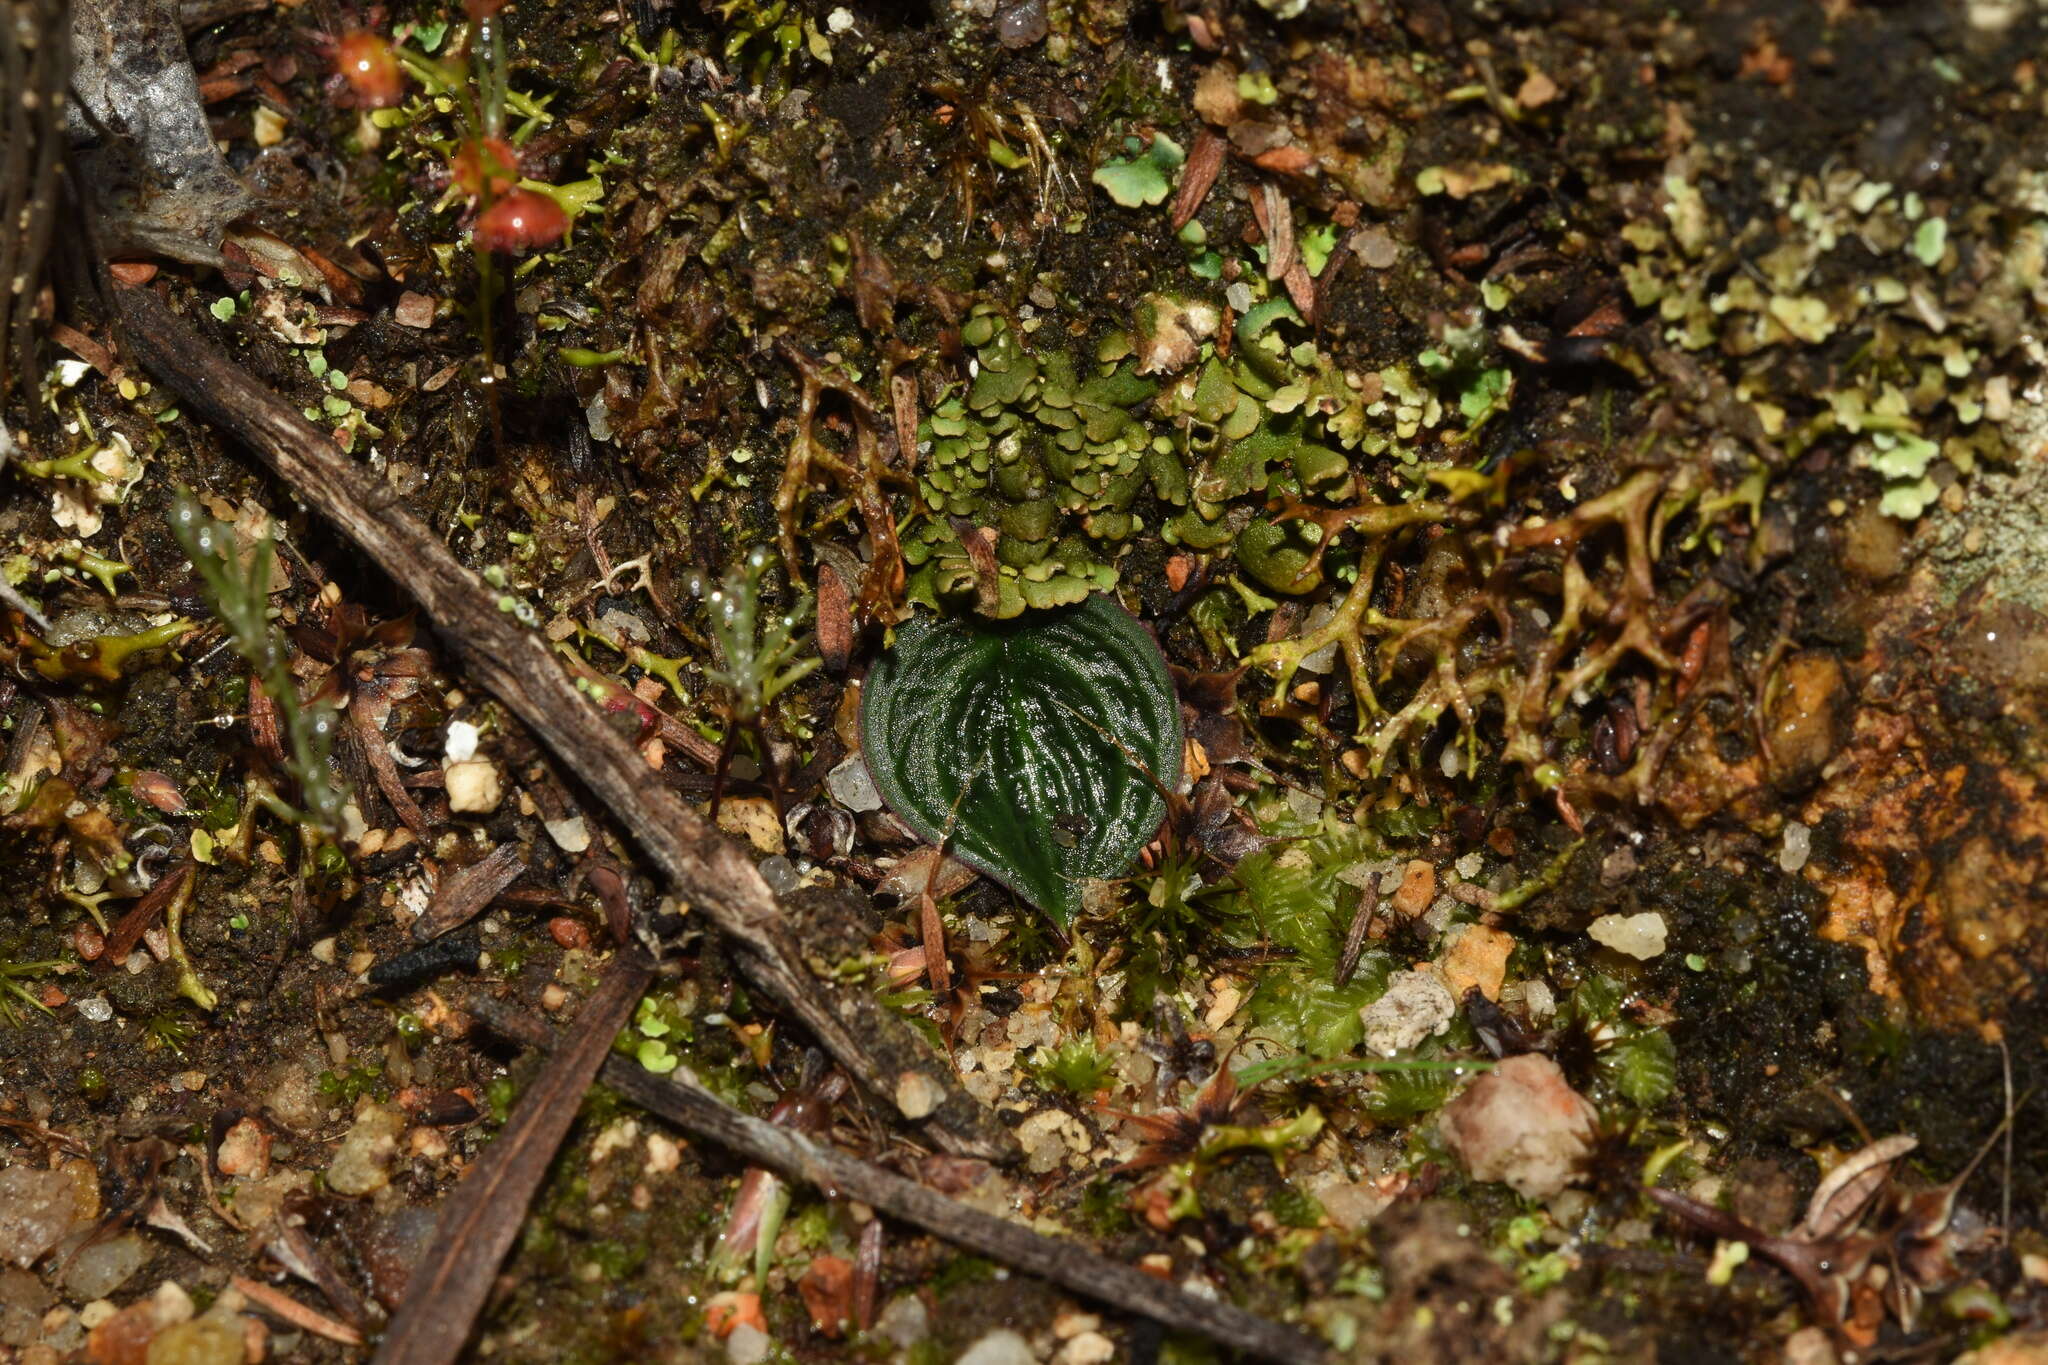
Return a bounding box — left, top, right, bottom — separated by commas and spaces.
860, 594, 1182, 927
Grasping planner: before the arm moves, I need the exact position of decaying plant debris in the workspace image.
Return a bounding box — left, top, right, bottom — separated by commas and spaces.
2, 0, 2047, 1362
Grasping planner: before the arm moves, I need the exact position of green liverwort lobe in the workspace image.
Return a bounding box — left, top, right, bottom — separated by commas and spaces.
861, 594, 1182, 926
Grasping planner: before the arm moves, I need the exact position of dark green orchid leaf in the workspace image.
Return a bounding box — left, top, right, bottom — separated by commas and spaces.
861, 594, 1182, 927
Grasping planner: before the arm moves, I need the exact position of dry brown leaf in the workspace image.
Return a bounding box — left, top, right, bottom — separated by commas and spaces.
1170, 128, 1226, 231
817, 560, 853, 676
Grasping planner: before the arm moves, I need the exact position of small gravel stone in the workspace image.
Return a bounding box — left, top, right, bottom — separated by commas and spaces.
393, 291, 437, 329
959, 1329, 1036, 1365
1359, 967, 1456, 1057
1506, 978, 1556, 1021
725, 1322, 772, 1365
543, 816, 590, 853
825, 755, 883, 812
757, 855, 800, 897
874, 1294, 928, 1348
1440, 1053, 1598, 1199
327, 1104, 405, 1196
75, 996, 113, 1023
0, 1167, 81, 1268
443, 720, 479, 762
1779, 821, 1812, 873
1438, 925, 1514, 1001
715, 796, 784, 854
215, 1118, 270, 1179
1015, 1109, 1090, 1174
1057, 1332, 1116, 1365
894, 1071, 943, 1121
140, 1314, 243, 1365
61, 1231, 149, 1300
0, 1267, 50, 1348
1391, 860, 1437, 916
443, 758, 503, 814
995, 0, 1046, 47
1314, 1180, 1392, 1231
1353, 227, 1399, 269
1337, 858, 1396, 890
1783, 1325, 1840, 1365
1588, 911, 1668, 960
258, 1055, 324, 1131
1600, 846, 1639, 884
86, 1282, 191, 1363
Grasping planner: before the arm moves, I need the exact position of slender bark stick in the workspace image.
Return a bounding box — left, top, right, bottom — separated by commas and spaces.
373, 951, 654, 1365
468, 996, 1330, 1365
114, 284, 1010, 1162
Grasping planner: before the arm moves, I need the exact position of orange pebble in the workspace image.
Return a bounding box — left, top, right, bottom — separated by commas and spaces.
704, 1291, 765, 1340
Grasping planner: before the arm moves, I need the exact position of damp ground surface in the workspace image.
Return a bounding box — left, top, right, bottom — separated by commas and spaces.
3, 0, 2047, 1362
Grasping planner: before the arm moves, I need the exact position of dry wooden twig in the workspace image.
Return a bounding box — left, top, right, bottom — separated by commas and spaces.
114, 283, 1012, 1163
468, 994, 1330, 1365
230, 1276, 364, 1348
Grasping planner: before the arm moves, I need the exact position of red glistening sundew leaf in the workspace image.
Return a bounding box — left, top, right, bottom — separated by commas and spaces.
472, 188, 567, 253
451, 136, 520, 199
334, 31, 403, 108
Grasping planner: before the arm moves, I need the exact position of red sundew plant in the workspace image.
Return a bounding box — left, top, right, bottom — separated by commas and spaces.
326, 0, 589, 450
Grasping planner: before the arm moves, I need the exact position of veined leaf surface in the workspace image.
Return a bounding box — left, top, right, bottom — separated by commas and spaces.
861, 595, 1182, 926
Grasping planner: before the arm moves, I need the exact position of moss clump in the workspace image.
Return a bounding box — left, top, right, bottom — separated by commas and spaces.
906, 309, 1160, 615
903, 301, 1383, 616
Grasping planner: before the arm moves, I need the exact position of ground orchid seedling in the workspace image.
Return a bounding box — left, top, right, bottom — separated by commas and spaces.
170, 493, 346, 835
693, 546, 819, 819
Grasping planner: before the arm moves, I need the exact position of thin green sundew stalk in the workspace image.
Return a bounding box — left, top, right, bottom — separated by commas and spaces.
476, 13, 507, 138
473, 244, 506, 455
700, 547, 817, 724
